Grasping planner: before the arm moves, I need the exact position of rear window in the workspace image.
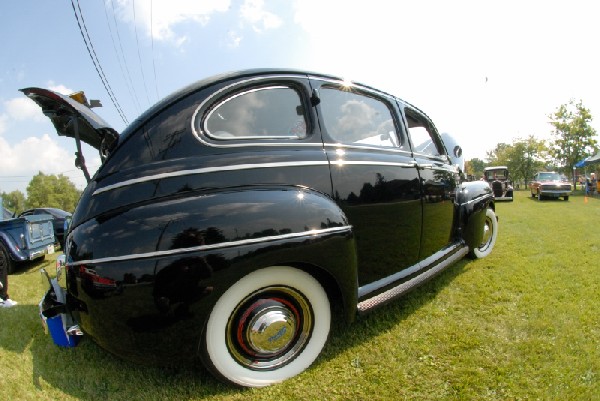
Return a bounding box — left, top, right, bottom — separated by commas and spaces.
204, 86, 307, 140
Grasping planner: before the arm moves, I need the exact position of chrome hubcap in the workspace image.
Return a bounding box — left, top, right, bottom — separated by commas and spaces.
480, 216, 493, 249
226, 286, 313, 370
247, 306, 296, 354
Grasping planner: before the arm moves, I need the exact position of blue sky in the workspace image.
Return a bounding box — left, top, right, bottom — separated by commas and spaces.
1, 0, 599, 194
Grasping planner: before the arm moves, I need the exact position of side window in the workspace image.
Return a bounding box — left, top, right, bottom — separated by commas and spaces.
204, 86, 307, 140
319, 87, 402, 148
405, 109, 443, 157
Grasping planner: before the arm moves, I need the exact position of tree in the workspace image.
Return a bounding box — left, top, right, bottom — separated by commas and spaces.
484, 137, 547, 187
26, 172, 81, 212
548, 99, 598, 180
0, 190, 26, 215
486, 143, 512, 166
505, 136, 547, 186
465, 158, 486, 180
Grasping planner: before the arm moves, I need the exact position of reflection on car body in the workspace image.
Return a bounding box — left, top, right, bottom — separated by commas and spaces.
23, 69, 497, 387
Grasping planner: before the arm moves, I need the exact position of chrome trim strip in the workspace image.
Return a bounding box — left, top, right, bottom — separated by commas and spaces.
357, 245, 469, 313
93, 160, 330, 195
358, 243, 465, 298
66, 225, 352, 267
331, 160, 416, 168
93, 156, 422, 196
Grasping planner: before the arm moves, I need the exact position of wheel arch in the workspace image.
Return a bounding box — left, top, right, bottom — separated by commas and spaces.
455, 181, 495, 249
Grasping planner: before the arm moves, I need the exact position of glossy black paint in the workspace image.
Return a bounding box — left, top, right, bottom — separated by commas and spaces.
26, 69, 494, 367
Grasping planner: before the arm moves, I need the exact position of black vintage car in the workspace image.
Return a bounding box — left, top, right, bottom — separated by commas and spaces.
483, 166, 514, 201
23, 69, 497, 387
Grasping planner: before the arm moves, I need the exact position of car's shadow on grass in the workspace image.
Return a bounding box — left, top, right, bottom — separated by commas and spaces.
3, 258, 471, 400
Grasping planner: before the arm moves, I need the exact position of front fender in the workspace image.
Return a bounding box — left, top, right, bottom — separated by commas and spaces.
456, 181, 495, 249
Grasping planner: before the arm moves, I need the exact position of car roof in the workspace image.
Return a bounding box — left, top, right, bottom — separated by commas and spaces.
20, 208, 72, 218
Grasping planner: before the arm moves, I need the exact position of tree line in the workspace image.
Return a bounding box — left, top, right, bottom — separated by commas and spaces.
464, 99, 598, 186
1, 172, 81, 215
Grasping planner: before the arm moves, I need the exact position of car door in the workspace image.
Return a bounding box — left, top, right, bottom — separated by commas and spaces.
402, 105, 458, 260
310, 78, 422, 289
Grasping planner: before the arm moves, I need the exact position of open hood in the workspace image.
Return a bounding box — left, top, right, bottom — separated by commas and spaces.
20, 87, 119, 156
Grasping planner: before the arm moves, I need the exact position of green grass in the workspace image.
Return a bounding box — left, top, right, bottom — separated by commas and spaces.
1, 190, 599, 400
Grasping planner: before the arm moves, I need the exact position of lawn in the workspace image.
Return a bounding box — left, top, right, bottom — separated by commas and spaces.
1, 190, 599, 400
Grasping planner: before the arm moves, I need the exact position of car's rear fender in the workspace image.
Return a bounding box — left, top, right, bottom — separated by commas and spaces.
64, 185, 358, 363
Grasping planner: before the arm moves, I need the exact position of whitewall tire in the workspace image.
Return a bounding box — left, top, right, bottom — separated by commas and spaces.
470, 208, 498, 259
202, 266, 331, 387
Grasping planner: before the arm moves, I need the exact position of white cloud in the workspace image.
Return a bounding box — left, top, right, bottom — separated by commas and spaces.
290, 0, 600, 159
0, 134, 98, 193
3, 97, 46, 122
112, 0, 231, 44
47, 82, 75, 95
0, 114, 7, 135
240, 0, 283, 32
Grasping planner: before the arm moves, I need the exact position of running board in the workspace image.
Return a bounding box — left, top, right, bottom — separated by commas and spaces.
356, 246, 469, 314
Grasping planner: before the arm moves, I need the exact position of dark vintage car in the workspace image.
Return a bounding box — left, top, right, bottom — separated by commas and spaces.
19, 208, 72, 249
483, 166, 513, 201
529, 171, 572, 201
23, 69, 497, 387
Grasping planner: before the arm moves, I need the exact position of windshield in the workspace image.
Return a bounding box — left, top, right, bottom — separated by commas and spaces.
45, 208, 72, 218
538, 172, 561, 181
485, 169, 507, 180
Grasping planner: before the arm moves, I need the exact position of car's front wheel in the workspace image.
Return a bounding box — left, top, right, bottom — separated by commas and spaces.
201, 266, 331, 387
469, 208, 498, 259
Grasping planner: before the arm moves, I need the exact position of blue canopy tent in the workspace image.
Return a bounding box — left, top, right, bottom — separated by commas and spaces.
585, 151, 600, 165
576, 151, 600, 167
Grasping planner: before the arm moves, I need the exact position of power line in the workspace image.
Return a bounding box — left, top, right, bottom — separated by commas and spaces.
70, 0, 129, 125
132, 0, 152, 106
103, 0, 143, 115
150, 0, 160, 101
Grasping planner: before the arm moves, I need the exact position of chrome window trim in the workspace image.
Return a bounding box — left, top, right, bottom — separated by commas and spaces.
65, 225, 352, 267
192, 74, 318, 148
204, 85, 306, 140
324, 142, 412, 155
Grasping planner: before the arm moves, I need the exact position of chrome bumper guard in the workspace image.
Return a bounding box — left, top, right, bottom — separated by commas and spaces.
39, 260, 83, 347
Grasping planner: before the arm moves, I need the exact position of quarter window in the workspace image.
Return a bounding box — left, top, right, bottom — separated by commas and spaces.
204, 86, 307, 140
319, 87, 401, 148
405, 109, 442, 157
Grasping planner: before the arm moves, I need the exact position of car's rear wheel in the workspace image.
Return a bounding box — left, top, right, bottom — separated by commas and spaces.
564, 196, 569, 201
0, 245, 15, 275
201, 266, 331, 387
470, 208, 498, 259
